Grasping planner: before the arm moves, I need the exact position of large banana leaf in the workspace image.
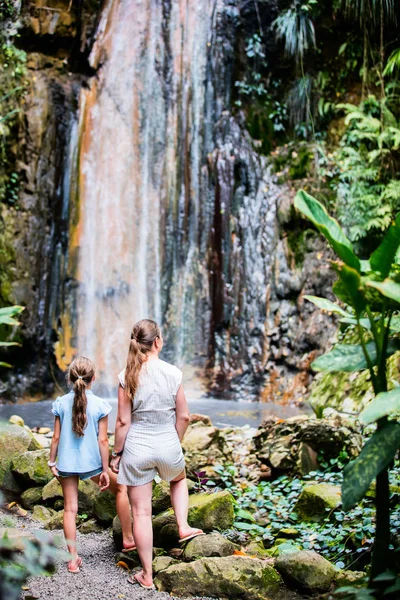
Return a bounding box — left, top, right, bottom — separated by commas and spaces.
294, 190, 360, 272
311, 339, 400, 372
303, 295, 350, 316
342, 422, 400, 510
366, 279, 400, 305
369, 213, 400, 279
360, 388, 400, 424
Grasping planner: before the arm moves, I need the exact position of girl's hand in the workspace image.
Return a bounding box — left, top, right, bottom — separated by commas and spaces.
110, 455, 121, 474
99, 470, 110, 491
50, 465, 59, 478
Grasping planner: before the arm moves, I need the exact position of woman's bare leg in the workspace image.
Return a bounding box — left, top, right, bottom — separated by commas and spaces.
91, 470, 134, 548
170, 471, 203, 539
128, 482, 153, 586
60, 476, 80, 567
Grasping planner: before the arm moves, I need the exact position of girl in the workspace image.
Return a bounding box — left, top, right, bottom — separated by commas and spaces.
49, 356, 135, 573
110, 319, 204, 590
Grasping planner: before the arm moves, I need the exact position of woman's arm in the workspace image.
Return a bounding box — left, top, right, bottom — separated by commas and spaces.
48, 417, 61, 478
98, 416, 110, 490
175, 385, 190, 441
110, 384, 132, 473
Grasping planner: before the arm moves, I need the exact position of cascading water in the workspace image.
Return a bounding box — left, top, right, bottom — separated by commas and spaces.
74, 0, 221, 391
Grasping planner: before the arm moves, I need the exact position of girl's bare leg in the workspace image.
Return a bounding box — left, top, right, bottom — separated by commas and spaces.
60, 476, 80, 567
128, 482, 153, 586
91, 470, 134, 548
170, 471, 203, 539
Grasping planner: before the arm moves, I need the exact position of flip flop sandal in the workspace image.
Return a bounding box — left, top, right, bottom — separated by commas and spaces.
127, 572, 155, 590
178, 530, 205, 544
68, 557, 82, 573
121, 544, 137, 553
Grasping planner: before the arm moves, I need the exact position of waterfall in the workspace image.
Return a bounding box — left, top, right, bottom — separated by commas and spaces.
74, 0, 220, 391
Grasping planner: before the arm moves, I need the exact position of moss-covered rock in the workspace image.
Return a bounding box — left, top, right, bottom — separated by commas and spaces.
154, 556, 281, 599
114, 551, 140, 570
183, 533, 236, 561
275, 550, 336, 593
335, 570, 367, 587
246, 540, 271, 557
42, 477, 63, 502
79, 518, 104, 534
11, 449, 51, 487
294, 484, 341, 521
153, 556, 179, 574
8, 415, 25, 427
152, 491, 235, 547
32, 505, 56, 523
0, 422, 42, 492
44, 510, 64, 530
277, 528, 300, 539
93, 490, 116, 524
20, 486, 44, 509
152, 480, 171, 514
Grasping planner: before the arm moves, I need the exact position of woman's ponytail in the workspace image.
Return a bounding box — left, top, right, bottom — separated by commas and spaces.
68, 356, 96, 437
124, 319, 161, 400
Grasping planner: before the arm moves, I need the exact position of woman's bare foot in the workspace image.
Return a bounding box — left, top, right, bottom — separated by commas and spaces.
122, 535, 136, 551
128, 569, 154, 589
67, 556, 82, 573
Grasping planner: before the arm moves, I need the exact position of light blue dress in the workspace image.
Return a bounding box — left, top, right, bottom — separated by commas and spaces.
52, 390, 111, 474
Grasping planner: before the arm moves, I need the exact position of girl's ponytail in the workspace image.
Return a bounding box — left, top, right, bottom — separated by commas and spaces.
125, 319, 160, 400
68, 356, 96, 437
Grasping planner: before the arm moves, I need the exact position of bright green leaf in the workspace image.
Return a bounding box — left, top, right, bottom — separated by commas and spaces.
0, 306, 24, 317
0, 361, 12, 368
342, 422, 400, 510
332, 262, 366, 314
340, 317, 372, 330
360, 388, 400, 424
294, 190, 360, 272
366, 279, 400, 304
0, 342, 20, 347
311, 339, 400, 372
303, 295, 350, 316
236, 508, 256, 523
369, 213, 400, 279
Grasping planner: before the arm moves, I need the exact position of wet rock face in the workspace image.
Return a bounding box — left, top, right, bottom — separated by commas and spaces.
254, 414, 362, 477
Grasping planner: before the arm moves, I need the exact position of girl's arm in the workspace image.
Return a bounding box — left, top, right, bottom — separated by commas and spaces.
175, 385, 190, 441
48, 417, 61, 478
98, 416, 110, 490
110, 385, 132, 473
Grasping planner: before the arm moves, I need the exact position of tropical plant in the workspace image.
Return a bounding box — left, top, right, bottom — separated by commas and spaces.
0, 305, 24, 367
294, 189, 400, 592
272, 0, 317, 64
335, 96, 400, 245
383, 48, 400, 79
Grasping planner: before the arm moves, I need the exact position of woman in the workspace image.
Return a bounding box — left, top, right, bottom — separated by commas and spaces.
110, 319, 203, 590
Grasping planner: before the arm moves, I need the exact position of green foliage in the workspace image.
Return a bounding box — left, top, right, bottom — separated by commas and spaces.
295, 189, 400, 583
334, 96, 400, 244
383, 49, 400, 79
272, 0, 317, 64
0, 305, 24, 367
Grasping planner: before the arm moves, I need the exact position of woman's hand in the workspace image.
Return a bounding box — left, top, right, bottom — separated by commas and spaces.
99, 470, 110, 491
50, 465, 59, 478
110, 455, 121, 474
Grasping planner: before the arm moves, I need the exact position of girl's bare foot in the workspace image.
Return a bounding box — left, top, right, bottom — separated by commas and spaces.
67, 556, 82, 573
122, 536, 136, 552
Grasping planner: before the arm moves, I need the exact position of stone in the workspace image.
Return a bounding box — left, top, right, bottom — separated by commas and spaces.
152, 491, 235, 547
114, 551, 140, 570
42, 477, 63, 502
152, 480, 171, 514
78, 479, 101, 513
277, 528, 300, 539
8, 415, 25, 427
20, 486, 44, 509
38, 427, 51, 435
79, 518, 103, 534
153, 556, 179, 573
32, 505, 56, 523
112, 515, 123, 549
245, 540, 270, 557
294, 484, 341, 521
93, 490, 116, 524
182, 424, 229, 474
189, 414, 213, 427
0, 422, 42, 492
335, 570, 367, 587
11, 449, 52, 487
275, 550, 336, 593
0, 528, 37, 551
182, 426, 219, 453
183, 533, 236, 561
44, 510, 64, 530
254, 415, 362, 477
54, 499, 64, 511
154, 556, 281, 599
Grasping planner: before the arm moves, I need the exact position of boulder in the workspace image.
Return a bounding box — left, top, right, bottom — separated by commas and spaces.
335, 570, 367, 587
112, 515, 123, 549
93, 490, 116, 524
42, 477, 63, 502
152, 478, 195, 514
114, 551, 140, 570
44, 510, 64, 530
277, 528, 300, 539
183, 532, 236, 561
79, 518, 103, 534
153, 491, 235, 547
189, 414, 213, 427
245, 540, 271, 557
32, 505, 56, 523
11, 449, 52, 487
275, 550, 336, 593
153, 556, 179, 574
0, 422, 42, 492
294, 484, 341, 521
254, 415, 362, 477
8, 415, 25, 427
154, 556, 281, 599
20, 486, 44, 509
182, 424, 230, 474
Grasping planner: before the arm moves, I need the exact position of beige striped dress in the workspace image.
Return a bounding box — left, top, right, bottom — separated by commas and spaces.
117, 359, 186, 486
